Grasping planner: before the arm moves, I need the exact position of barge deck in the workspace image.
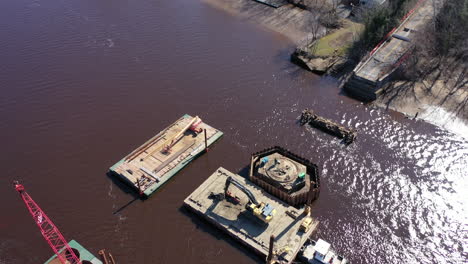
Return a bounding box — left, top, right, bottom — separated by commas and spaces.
44, 240, 102, 264
184, 167, 318, 264
110, 114, 223, 197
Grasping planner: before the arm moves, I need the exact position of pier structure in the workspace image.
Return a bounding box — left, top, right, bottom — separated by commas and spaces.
184, 167, 318, 264
344, 0, 433, 101
249, 146, 320, 206
109, 114, 223, 197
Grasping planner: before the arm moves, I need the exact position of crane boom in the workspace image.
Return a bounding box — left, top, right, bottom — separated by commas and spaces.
13, 181, 81, 264
162, 116, 201, 154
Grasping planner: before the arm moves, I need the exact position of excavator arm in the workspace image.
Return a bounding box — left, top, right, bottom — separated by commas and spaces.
224, 176, 275, 223
225, 176, 259, 205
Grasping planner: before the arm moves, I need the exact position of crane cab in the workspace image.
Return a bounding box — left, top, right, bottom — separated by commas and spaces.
246, 201, 276, 223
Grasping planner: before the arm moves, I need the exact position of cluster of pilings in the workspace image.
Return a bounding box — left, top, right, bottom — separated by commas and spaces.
299, 109, 356, 145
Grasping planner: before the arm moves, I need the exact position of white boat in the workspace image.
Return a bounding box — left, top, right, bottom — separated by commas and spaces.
298, 239, 348, 264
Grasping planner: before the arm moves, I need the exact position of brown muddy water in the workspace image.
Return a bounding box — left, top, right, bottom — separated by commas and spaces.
0, 0, 466, 263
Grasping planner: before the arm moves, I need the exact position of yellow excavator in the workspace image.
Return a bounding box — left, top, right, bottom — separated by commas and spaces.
299, 206, 313, 232
224, 176, 276, 223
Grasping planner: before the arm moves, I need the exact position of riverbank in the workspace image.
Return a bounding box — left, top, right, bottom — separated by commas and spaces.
375, 75, 468, 134
291, 19, 363, 74
203, 0, 357, 74
202, 0, 324, 45
202, 0, 468, 132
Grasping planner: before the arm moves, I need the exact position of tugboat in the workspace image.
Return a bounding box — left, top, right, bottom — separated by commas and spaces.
297, 238, 348, 264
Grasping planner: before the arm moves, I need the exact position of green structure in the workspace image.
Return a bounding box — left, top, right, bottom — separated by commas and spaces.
44, 240, 102, 264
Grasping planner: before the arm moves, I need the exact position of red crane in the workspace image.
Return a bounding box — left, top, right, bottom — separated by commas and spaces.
14, 181, 81, 264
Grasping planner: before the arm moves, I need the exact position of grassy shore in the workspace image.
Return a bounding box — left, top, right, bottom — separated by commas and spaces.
309, 20, 363, 57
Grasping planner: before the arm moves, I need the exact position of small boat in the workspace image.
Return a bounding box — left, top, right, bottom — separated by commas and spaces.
297, 238, 349, 264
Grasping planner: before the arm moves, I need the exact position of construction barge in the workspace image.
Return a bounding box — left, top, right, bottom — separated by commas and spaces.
109, 114, 223, 197
299, 109, 356, 145
184, 167, 319, 264
44, 240, 102, 264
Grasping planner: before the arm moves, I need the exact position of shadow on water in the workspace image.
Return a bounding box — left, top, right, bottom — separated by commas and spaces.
112, 197, 139, 215
276, 47, 312, 80
106, 172, 147, 215
178, 206, 264, 264
104, 145, 219, 215
237, 165, 251, 178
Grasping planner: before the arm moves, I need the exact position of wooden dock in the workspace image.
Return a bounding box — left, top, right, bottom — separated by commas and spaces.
109, 114, 223, 197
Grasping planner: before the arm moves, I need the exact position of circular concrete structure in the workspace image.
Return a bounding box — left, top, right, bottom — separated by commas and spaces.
250, 146, 320, 206
257, 152, 307, 193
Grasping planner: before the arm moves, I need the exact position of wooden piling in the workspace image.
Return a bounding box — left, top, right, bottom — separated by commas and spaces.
98, 249, 109, 264
266, 235, 275, 263
204, 129, 208, 152
136, 178, 143, 197
108, 252, 116, 264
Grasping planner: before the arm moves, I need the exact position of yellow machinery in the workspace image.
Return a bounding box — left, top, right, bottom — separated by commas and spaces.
299, 217, 313, 232
225, 176, 276, 223
299, 206, 313, 232
246, 201, 275, 223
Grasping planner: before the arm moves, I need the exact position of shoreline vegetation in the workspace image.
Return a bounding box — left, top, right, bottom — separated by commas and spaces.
377, 0, 468, 123
203, 0, 467, 126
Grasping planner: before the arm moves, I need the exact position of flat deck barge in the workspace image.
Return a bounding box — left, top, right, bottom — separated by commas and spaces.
184, 167, 318, 264
44, 240, 102, 264
110, 114, 223, 197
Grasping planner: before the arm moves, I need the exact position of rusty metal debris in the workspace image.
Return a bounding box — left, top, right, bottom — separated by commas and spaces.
299, 109, 356, 145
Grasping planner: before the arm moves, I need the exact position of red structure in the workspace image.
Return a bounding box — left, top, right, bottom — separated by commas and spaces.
14, 181, 81, 264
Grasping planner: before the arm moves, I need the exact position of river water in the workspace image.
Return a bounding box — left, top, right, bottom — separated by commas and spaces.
0, 0, 466, 263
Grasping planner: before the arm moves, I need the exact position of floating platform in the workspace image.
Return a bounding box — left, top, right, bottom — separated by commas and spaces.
184, 167, 318, 264
299, 109, 356, 145
109, 114, 223, 197
44, 240, 102, 264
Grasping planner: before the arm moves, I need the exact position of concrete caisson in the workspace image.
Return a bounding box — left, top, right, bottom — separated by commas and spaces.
249, 146, 320, 207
